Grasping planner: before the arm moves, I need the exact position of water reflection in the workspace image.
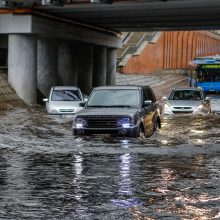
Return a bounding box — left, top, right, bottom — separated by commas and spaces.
71, 153, 90, 218
119, 154, 132, 195
112, 152, 144, 214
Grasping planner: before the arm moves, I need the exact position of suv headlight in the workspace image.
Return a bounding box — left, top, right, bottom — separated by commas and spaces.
194, 104, 204, 111
74, 117, 87, 128
117, 117, 132, 128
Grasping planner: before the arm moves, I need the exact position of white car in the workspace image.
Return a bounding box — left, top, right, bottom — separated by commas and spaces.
43, 86, 84, 115
162, 87, 211, 115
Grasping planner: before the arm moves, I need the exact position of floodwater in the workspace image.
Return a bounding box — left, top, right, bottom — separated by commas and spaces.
0, 105, 219, 220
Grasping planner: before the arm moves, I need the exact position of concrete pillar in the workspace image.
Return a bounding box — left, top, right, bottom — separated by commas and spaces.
93, 46, 107, 87
106, 48, 116, 85
8, 34, 37, 104
37, 38, 57, 97
57, 42, 78, 86
77, 44, 93, 95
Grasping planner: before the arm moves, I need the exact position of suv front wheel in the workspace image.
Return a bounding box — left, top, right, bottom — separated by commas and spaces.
131, 125, 145, 138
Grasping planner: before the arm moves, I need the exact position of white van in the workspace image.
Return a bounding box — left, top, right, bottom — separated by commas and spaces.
43, 86, 84, 115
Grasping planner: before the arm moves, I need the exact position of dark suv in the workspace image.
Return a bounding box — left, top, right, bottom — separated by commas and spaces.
72, 85, 161, 138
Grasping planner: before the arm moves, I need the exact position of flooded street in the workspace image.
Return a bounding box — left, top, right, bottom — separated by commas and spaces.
0, 105, 219, 219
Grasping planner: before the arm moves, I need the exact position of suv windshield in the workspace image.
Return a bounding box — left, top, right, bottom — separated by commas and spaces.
87, 89, 140, 107
169, 90, 202, 100
51, 90, 81, 101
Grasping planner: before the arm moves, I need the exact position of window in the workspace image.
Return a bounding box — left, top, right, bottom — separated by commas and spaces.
51, 90, 81, 101
143, 87, 155, 102
87, 89, 140, 107
170, 90, 202, 100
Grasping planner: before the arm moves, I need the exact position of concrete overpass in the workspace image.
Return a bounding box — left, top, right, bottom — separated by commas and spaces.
0, 10, 121, 104
33, 0, 220, 31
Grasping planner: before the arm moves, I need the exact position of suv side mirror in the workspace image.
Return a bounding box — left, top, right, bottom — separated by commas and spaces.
205, 96, 211, 102
79, 101, 86, 107
143, 100, 152, 106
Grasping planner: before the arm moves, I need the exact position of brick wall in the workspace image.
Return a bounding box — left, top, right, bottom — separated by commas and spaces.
121, 31, 220, 75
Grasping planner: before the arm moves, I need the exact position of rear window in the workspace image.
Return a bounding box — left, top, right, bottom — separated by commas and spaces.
51, 90, 82, 101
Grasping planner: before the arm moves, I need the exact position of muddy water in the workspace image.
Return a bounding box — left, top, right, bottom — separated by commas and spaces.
0, 106, 219, 219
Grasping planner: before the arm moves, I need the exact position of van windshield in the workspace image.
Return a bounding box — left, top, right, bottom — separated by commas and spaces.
87, 89, 140, 107
51, 90, 82, 101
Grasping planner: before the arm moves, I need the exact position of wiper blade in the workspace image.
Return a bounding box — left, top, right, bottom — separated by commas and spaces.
111, 105, 130, 108
105, 105, 133, 108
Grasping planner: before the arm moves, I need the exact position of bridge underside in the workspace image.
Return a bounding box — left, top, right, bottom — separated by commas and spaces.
34, 0, 220, 31
1, 0, 220, 104
0, 14, 121, 104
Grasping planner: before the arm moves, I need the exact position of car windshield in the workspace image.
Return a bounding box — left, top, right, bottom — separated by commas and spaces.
87, 89, 140, 107
51, 90, 82, 101
169, 90, 202, 100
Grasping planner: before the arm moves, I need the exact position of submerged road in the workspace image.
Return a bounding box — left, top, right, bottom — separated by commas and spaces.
0, 105, 219, 219
0, 73, 219, 219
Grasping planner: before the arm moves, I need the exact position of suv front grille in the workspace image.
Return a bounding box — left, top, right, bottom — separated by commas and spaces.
172, 111, 192, 114
87, 116, 118, 128
173, 107, 192, 110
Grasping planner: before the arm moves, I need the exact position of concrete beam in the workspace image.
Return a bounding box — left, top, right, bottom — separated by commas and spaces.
32, 16, 122, 48
0, 14, 122, 48
0, 14, 31, 33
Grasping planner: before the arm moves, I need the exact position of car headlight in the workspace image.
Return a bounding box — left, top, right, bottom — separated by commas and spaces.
164, 103, 172, 110
75, 107, 83, 113
195, 104, 203, 110
74, 117, 87, 128
48, 107, 58, 113
117, 117, 132, 128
